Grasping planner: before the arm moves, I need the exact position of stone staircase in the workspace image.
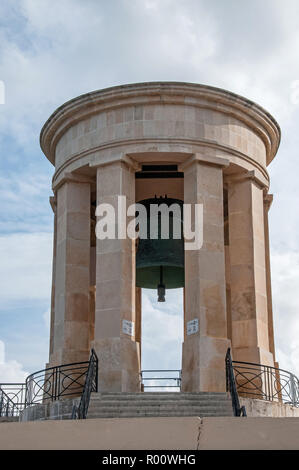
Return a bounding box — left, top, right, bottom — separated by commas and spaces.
87, 392, 234, 418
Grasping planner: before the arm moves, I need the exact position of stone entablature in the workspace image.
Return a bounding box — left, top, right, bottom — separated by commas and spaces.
40, 82, 280, 190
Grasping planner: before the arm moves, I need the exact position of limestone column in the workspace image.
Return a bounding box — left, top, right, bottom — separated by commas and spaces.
227, 172, 274, 367
92, 160, 141, 392
263, 193, 277, 365
181, 154, 230, 392
135, 287, 142, 358
49, 179, 91, 366
89, 286, 96, 343
48, 195, 57, 360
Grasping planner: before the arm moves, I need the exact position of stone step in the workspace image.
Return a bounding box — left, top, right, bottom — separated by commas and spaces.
91, 392, 228, 396
90, 397, 230, 404
90, 393, 230, 401
88, 409, 233, 417
88, 401, 232, 410
87, 404, 233, 412
88, 409, 233, 416
87, 392, 233, 418
87, 410, 233, 418
88, 401, 232, 407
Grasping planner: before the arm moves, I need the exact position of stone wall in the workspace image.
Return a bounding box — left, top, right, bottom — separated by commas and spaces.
1, 416, 299, 450
20, 397, 79, 422
240, 397, 299, 417
19, 396, 299, 421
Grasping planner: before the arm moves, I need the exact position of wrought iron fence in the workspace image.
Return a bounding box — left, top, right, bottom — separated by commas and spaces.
231, 358, 299, 406
72, 349, 98, 419
0, 387, 24, 417
2, 348, 298, 419
225, 348, 246, 416
0, 350, 99, 418
0, 383, 26, 413
141, 370, 181, 391
25, 359, 93, 406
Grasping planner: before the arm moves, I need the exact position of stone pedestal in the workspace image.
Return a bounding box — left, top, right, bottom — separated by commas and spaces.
92, 161, 141, 392
181, 155, 230, 392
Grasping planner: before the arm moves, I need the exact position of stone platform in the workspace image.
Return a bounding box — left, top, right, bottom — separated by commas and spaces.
20, 392, 234, 421
2, 416, 299, 450
87, 392, 233, 418
19, 392, 299, 421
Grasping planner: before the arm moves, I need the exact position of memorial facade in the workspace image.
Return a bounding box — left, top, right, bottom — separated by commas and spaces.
40, 81, 280, 394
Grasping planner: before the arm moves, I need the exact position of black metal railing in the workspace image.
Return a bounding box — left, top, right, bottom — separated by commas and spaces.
2, 348, 298, 419
72, 349, 98, 419
0, 383, 26, 414
225, 348, 247, 416
141, 370, 181, 390
0, 350, 99, 418
231, 358, 299, 406
0, 387, 24, 417
25, 359, 92, 406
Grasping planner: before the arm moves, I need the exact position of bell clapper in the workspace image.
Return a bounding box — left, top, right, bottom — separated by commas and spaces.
157, 265, 166, 302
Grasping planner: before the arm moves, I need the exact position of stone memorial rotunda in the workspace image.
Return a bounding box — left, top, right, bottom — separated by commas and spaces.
6, 81, 299, 423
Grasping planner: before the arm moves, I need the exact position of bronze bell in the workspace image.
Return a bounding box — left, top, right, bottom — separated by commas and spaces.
136, 196, 185, 302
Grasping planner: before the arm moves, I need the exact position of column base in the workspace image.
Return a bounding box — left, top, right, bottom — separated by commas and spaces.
232, 346, 274, 367
47, 349, 90, 368
231, 347, 275, 400
92, 337, 141, 392
181, 335, 230, 392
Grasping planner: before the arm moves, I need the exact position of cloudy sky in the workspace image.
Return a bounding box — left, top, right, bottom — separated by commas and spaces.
0, 0, 299, 384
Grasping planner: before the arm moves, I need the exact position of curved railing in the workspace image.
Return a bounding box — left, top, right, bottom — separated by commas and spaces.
231, 358, 299, 406
225, 349, 246, 416
0, 387, 24, 417
25, 360, 91, 406
71, 349, 98, 419
2, 349, 298, 418
0, 350, 98, 419
0, 383, 26, 413
0, 349, 98, 419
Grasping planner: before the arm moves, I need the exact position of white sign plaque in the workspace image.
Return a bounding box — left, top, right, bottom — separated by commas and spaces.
122, 319, 134, 336
187, 319, 199, 336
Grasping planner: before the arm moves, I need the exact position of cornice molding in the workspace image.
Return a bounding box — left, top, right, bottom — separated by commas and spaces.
51, 137, 270, 187
40, 82, 281, 167
178, 152, 229, 171
264, 193, 274, 210
224, 169, 268, 189
52, 172, 94, 191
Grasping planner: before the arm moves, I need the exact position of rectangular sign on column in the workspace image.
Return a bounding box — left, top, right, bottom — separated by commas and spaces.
187, 319, 199, 336
122, 319, 135, 336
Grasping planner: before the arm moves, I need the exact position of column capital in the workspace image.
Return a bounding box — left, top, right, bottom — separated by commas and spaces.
49, 194, 57, 213
178, 152, 229, 172
224, 169, 268, 190
52, 171, 94, 191
263, 192, 273, 211
90, 153, 141, 172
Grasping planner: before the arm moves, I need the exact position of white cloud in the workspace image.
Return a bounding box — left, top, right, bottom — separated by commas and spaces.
142, 289, 184, 370
0, 0, 299, 381
43, 308, 50, 330
0, 232, 53, 304
0, 340, 29, 382
0, 0, 297, 146
271, 250, 299, 377
0, 171, 52, 233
